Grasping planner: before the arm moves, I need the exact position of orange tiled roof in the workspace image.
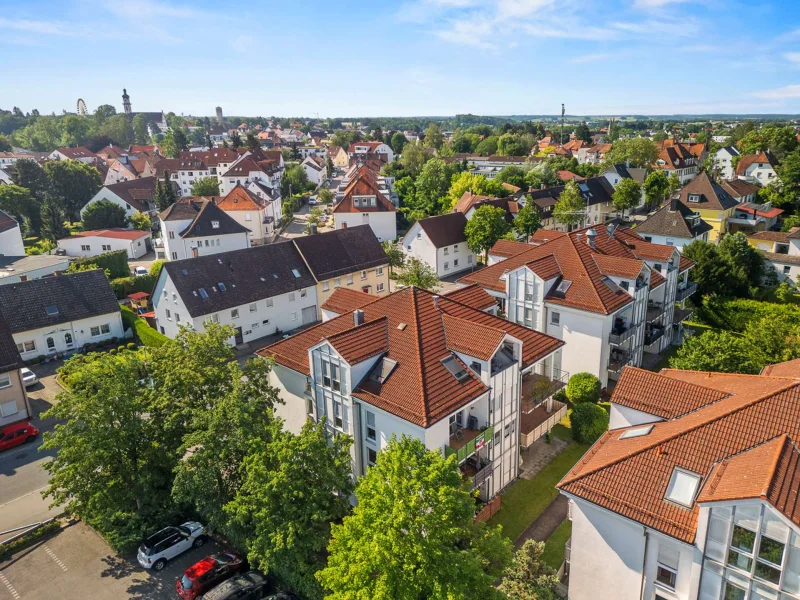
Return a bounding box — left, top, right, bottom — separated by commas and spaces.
526, 255, 562, 280
442, 284, 497, 311
327, 317, 389, 364
762, 358, 800, 377
333, 166, 396, 214
320, 287, 379, 315
441, 313, 505, 360
215, 185, 266, 211
489, 239, 530, 258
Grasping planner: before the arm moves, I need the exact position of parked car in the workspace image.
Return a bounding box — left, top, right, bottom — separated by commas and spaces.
197, 571, 269, 600
20, 367, 38, 388
0, 421, 39, 452
177, 552, 246, 600
133, 266, 149, 277
137, 522, 206, 571
265, 593, 299, 600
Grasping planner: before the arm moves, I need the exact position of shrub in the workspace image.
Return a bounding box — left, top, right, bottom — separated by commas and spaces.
72, 249, 129, 279
566, 372, 602, 404
120, 306, 169, 348
126, 343, 136, 350
110, 274, 156, 300
571, 402, 609, 444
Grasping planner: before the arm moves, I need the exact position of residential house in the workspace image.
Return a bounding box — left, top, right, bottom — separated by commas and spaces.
562, 140, 590, 156
335, 164, 395, 204
218, 149, 283, 196
454, 192, 518, 223
104, 154, 158, 185
726, 202, 783, 235
47, 146, 100, 165
0, 255, 70, 286
333, 166, 397, 242
635, 196, 713, 250
0, 151, 32, 171
672, 172, 738, 243
0, 210, 25, 257
0, 316, 30, 427
347, 141, 394, 164
458, 225, 696, 389
152, 242, 319, 343
462, 155, 531, 180
401, 212, 477, 278
750, 228, 800, 286
714, 146, 740, 179
57, 229, 152, 260
319, 287, 380, 322
720, 178, 760, 204
301, 155, 327, 187
737, 151, 779, 185
578, 143, 612, 165
159, 198, 250, 261
258, 285, 564, 498
655, 143, 699, 185
328, 146, 349, 169
82, 177, 160, 224
214, 185, 278, 246
0, 270, 124, 360
557, 365, 800, 600
296, 146, 326, 160
529, 176, 617, 231
602, 163, 647, 189
557, 170, 585, 183
293, 225, 390, 312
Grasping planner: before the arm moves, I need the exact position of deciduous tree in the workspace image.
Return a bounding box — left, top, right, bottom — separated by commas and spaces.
191, 177, 220, 197
465, 204, 511, 261
390, 131, 407, 155
500, 540, 560, 600
132, 114, 149, 145
612, 177, 642, 217
381, 240, 405, 275
400, 142, 429, 177
43, 159, 102, 222
423, 123, 444, 151
513, 202, 542, 240
82, 199, 128, 229
643, 170, 669, 209
670, 330, 761, 374
396, 257, 439, 291
553, 181, 585, 227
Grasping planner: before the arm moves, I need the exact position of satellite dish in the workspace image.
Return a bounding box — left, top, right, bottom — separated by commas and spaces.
77, 98, 87, 116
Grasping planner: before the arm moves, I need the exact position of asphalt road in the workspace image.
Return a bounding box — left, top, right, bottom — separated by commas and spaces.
0, 361, 63, 540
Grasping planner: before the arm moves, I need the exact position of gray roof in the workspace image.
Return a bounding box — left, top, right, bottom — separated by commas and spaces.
0, 317, 23, 374
415, 212, 469, 248
0, 270, 121, 334
162, 242, 317, 318
635, 199, 713, 239
0, 254, 70, 279
292, 225, 388, 280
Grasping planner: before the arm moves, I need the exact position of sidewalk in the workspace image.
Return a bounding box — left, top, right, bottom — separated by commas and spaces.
0, 488, 60, 542
514, 495, 569, 549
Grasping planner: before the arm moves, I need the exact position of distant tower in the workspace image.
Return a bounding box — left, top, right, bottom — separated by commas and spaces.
122, 88, 131, 115
76, 98, 87, 116
215, 106, 223, 125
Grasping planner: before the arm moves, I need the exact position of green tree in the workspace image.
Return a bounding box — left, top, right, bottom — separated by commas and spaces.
82, 199, 128, 229
130, 212, 152, 231
245, 132, 260, 150
397, 257, 439, 291
317, 188, 334, 204
667, 172, 681, 196
282, 195, 300, 221
155, 171, 177, 211
574, 121, 592, 144
381, 240, 405, 275
500, 540, 560, 600
612, 177, 642, 217
465, 205, 511, 261
0, 135, 11, 152
227, 421, 354, 598
670, 330, 761, 374
570, 402, 609, 444
643, 170, 670, 209
744, 317, 800, 366
566, 372, 602, 404
317, 436, 513, 600
230, 131, 243, 148
132, 114, 149, 145
400, 142, 430, 177
191, 177, 220, 197
553, 181, 585, 227
497, 133, 528, 157
390, 131, 407, 155
395, 176, 416, 204
0, 184, 34, 224
496, 165, 527, 188
603, 138, 659, 168
423, 123, 444, 151
60, 115, 90, 147
413, 158, 454, 215
101, 114, 135, 148
513, 202, 542, 240
525, 163, 559, 189
719, 231, 764, 284
39, 193, 69, 241
280, 165, 312, 198
683, 240, 748, 299
43, 159, 102, 222
475, 135, 499, 155
12, 158, 50, 201
162, 128, 188, 158
446, 171, 499, 211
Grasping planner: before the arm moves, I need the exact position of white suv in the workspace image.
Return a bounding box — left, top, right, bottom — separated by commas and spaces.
137, 521, 206, 571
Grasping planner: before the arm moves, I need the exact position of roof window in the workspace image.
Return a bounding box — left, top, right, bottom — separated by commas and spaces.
688, 194, 701, 203
198, 288, 208, 299
182, 269, 189, 276
211, 221, 220, 229
619, 425, 654, 439
218, 282, 226, 291
442, 356, 469, 382
665, 467, 701, 508
45, 305, 59, 316
291, 269, 301, 278
556, 280, 572, 294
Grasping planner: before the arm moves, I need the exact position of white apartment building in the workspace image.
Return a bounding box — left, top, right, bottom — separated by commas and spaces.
301, 155, 327, 186
558, 363, 800, 600
81, 177, 159, 223
218, 149, 284, 196
401, 212, 477, 278
0, 270, 125, 360
736, 152, 779, 185
159, 198, 250, 261
347, 141, 394, 163
460, 225, 696, 389
714, 146, 740, 180
57, 228, 152, 260
152, 242, 319, 344
47, 146, 100, 165
333, 165, 397, 242
0, 210, 25, 257
212, 185, 280, 246
259, 286, 564, 500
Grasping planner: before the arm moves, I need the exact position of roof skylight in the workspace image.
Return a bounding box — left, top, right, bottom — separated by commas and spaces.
218, 282, 226, 291
292, 269, 301, 278
45, 305, 59, 316
198, 288, 209, 299
442, 356, 469, 382
665, 468, 701, 508
619, 425, 654, 439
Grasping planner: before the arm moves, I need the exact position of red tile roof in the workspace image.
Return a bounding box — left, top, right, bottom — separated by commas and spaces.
333, 166, 396, 214
441, 284, 497, 311
320, 287, 379, 315
441, 313, 505, 360
557, 170, 584, 182
762, 358, 800, 377
525, 255, 562, 280
214, 185, 266, 211
62, 228, 150, 241
454, 191, 491, 214
489, 239, 530, 259
327, 317, 389, 364
259, 286, 563, 427
736, 151, 778, 176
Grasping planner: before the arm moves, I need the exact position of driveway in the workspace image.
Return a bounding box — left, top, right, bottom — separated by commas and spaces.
0, 521, 224, 599
0, 361, 63, 541
128, 251, 159, 275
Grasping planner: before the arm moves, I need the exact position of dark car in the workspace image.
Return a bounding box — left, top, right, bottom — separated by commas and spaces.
0, 421, 39, 452
197, 571, 269, 600
177, 552, 246, 600
265, 594, 299, 600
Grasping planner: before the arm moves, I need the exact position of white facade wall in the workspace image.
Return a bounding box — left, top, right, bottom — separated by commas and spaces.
82, 189, 147, 221
0, 258, 69, 286
765, 258, 800, 287
714, 148, 738, 180
12, 312, 124, 359
0, 225, 25, 256
220, 209, 272, 246
270, 364, 311, 435
220, 169, 282, 196
401, 224, 475, 278
546, 305, 611, 387
57, 233, 150, 260
152, 272, 318, 343
336, 212, 396, 243
638, 233, 702, 252
740, 162, 777, 185
160, 218, 249, 261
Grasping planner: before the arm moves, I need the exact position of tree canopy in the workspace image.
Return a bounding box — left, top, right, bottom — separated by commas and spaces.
465, 204, 511, 260
43, 159, 102, 222
611, 178, 642, 217
513, 202, 543, 240
552, 181, 585, 226
191, 177, 221, 197
396, 257, 439, 291
82, 199, 128, 229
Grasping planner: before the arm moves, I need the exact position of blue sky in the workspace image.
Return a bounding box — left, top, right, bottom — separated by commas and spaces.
2, 0, 800, 117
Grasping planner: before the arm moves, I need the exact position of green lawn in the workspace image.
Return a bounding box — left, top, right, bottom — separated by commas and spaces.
488, 441, 589, 540
541, 519, 572, 570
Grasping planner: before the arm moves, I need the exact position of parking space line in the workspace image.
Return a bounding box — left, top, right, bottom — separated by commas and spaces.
0, 574, 20, 599
42, 545, 68, 572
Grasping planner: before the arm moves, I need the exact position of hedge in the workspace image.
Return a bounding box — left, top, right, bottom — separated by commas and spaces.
121, 306, 169, 348
73, 249, 129, 279
111, 274, 157, 300
695, 297, 800, 333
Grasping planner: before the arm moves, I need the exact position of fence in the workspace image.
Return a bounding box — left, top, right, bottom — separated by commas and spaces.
520, 400, 568, 448
474, 495, 502, 523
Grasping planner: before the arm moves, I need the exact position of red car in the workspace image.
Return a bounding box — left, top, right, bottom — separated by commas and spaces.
176, 552, 246, 600
0, 421, 39, 451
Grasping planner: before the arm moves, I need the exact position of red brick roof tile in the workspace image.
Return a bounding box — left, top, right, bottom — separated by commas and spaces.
442, 284, 497, 311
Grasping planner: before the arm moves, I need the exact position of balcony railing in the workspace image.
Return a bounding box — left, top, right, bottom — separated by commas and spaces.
608, 351, 631, 374
645, 329, 664, 349
520, 368, 569, 413
461, 456, 493, 490
675, 281, 698, 301
673, 306, 694, 323
609, 324, 635, 345
445, 425, 494, 464
646, 302, 665, 323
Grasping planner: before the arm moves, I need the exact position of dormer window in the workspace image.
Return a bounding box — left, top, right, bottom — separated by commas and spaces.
665, 467, 701, 508
688, 194, 701, 203
211, 220, 220, 229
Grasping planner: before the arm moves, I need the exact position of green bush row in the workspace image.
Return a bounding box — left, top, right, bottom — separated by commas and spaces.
694, 297, 800, 333
121, 306, 169, 348
73, 249, 130, 279
111, 274, 157, 300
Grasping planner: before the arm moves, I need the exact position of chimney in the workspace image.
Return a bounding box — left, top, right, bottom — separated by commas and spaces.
586, 228, 597, 248
353, 309, 364, 327
670, 196, 678, 212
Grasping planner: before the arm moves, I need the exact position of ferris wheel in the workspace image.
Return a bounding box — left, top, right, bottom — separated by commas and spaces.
77, 98, 87, 116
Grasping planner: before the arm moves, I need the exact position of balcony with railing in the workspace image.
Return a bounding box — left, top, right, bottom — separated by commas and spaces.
646, 301, 665, 324
608, 349, 631, 375
644, 328, 665, 350
445, 424, 494, 464
609, 321, 635, 346
673, 305, 694, 323
675, 281, 697, 302
520, 368, 569, 414
460, 455, 493, 491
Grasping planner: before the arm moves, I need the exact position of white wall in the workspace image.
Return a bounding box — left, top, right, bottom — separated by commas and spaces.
57, 233, 150, 260
270, 364, 311, 435
337, 211, 396, 243
0, 258, 69, 286
12, 312, 125, 359
638, 233, 700, 252
160, 217, 250, 261
765, 259, 800, 287
82, 189, 144, 221
609, 403, 664, 430
219, 209, 271, 246
714, 149, 737, 180
0, 225, 25, 256
545, 305, 610, 387
403, 223, 474, 277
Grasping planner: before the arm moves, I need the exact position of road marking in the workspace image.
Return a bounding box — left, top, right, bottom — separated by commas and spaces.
42, 545, 68, 572
0, 487, 48, 510
0, 574, 20, 599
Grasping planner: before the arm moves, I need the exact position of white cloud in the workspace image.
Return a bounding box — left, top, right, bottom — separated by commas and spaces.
633, 0, 689, 7
0, 17, 71, 35
785, 52, 800, 64
752, 84, 800, 99
231, 35, 256, 54
571, 52, 611, 64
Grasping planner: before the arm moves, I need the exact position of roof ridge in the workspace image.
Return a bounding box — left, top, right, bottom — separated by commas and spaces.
565, 235, 611, 312
560, 380, 800, 488
326, 315, 388, 344
659, 368, 800, 382
410, 287, 429, 424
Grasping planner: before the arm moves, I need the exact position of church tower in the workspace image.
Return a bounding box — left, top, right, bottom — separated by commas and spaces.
122, 88, 131, 115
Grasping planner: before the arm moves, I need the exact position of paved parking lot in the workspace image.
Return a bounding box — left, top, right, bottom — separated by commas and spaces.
0, 521, 222, 600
